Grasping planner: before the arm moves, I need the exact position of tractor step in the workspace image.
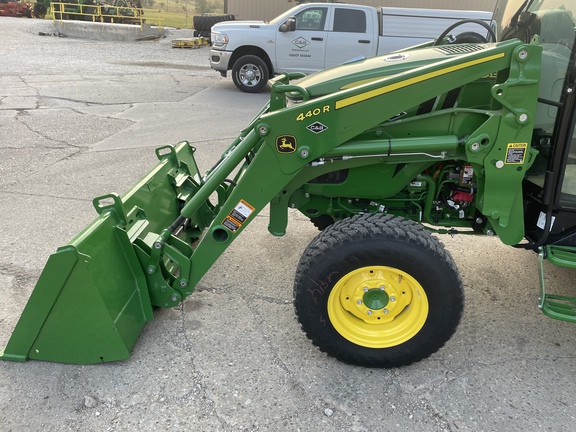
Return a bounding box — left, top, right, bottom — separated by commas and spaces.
538, 245, 576, 322
539, 294, 576, 322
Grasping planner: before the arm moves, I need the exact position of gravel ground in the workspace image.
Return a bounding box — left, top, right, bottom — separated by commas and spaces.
1, 17, 212, 76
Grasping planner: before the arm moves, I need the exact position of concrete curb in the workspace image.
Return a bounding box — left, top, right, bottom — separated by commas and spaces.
53, 20, 165, 41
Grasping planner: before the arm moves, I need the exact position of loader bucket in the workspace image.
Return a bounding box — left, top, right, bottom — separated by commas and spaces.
0, 142, 204, 364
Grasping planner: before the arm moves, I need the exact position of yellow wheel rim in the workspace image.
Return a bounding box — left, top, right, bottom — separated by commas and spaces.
327, 266, 429, 348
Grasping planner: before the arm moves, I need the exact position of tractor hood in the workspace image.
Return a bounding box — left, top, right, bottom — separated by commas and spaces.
285, 41, 510, 99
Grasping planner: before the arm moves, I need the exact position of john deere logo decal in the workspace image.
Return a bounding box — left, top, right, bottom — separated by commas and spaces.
307, 122, 328, 134
276, 135, 297, 153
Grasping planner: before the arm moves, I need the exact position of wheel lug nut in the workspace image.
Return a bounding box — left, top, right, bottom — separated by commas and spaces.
383, 309, 389, 314
390, 296, 396, 302
357, 299, 362, 305
367, 310, 373, 315
363, 287, 369, 292
380, 285, 385, 290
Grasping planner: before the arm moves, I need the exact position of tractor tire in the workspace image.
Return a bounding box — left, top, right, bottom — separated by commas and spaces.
34, 3, 46, 18
293, 213, 464, 368
193, 14, 234, 32
195, 30, 211, 39
232, 55, 269, 93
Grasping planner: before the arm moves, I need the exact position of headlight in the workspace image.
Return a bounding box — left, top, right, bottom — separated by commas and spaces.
211, 32, 229, 48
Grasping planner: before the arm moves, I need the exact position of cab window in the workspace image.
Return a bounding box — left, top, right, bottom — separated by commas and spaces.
295, 7, 328, 31
333, 8, 367, 33
518, 3, 576, 201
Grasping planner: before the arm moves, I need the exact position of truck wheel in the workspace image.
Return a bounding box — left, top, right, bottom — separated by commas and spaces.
293, 213, 464, 367
232, 55, 269, 93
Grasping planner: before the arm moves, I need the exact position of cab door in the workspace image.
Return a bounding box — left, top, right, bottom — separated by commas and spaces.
520, 5, 576, 245
275, 6, 329, 74
324, 7, 377, 68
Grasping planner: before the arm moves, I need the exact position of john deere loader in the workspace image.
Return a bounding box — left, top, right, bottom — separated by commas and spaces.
3, 0, 576, 367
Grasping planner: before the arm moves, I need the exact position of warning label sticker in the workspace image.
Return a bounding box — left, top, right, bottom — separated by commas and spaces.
222, 199, 255, 233
223, 216, 241, 232
505, 143, 527, 164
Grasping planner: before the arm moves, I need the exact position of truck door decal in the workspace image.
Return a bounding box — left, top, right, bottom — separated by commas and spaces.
292, 37, 310, 49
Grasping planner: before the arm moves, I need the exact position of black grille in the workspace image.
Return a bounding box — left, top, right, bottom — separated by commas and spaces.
435, 44, 485, 55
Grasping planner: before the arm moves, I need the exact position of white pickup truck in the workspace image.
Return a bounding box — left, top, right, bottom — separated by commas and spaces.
209, 2, 493, 92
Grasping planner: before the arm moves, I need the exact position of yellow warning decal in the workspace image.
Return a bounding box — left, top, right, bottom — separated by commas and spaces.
222, 199, 255, 233
505, 143, 527, 164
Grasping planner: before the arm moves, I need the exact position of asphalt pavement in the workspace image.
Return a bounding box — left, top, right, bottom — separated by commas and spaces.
1, 17, 576, 432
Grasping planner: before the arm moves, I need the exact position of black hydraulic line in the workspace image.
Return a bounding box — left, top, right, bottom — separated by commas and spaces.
168, 215, 188, 233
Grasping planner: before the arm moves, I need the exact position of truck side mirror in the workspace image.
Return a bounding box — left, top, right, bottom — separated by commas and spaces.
279, 17, 296, 32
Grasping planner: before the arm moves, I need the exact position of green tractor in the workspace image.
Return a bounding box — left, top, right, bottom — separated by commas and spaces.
2, 0, 576, 367
32, 0, 49, 18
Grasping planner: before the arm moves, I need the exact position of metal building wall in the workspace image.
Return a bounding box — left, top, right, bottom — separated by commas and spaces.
226, 0, 497, 21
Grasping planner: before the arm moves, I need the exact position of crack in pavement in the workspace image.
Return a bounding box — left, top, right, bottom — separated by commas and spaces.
175, 302, 232, 430
14, 110, 81, 149
0, 189, 92, 202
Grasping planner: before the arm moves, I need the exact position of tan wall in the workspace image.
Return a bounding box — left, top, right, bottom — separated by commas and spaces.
226, 0, 498, 21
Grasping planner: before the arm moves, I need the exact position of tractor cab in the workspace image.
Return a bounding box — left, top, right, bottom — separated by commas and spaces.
500, 0, 576, 318
507, 1, 576, 245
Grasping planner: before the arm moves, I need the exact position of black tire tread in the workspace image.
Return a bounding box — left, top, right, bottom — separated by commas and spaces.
293, 213, 463, 367
231, 54, 269, 93
193, 14, 235, 32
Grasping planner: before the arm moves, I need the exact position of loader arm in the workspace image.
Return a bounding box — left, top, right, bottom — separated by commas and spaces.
1, 38, 542, 364
187, 38, 541, 288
